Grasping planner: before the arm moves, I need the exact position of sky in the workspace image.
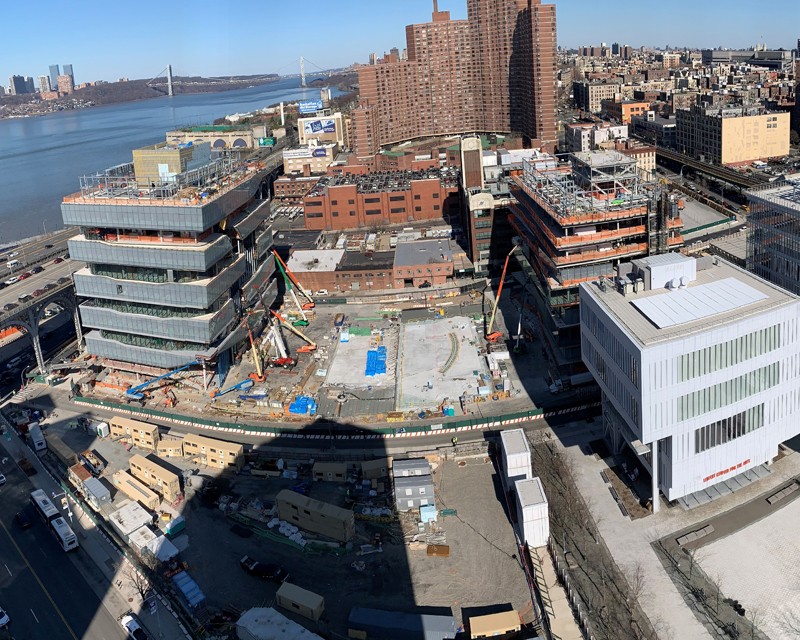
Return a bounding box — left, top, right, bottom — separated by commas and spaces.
2, 0, 798, 85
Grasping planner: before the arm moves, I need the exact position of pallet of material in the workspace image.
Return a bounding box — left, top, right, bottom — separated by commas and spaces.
426, 544, 450, 557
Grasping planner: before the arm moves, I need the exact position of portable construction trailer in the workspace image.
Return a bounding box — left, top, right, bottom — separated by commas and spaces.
393, 474, 435, 512
157, 437, 184, 459
129, 454, 181, 502
275, 582, 325, 622
312, 461, 347, 482
361, 458, 389, 480
515, 477, 549, 548
109, 415, 160, 450
468, 610, 521, 638
392, 458, 430, 477
276, 489, 355, 542
112, 470, 161, 511
82, 477, 111, 511
182, 433, 243, 471
500, 429, 532, 487
46, 434, 78, 468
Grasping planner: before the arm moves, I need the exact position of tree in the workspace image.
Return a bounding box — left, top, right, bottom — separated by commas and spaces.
123, 563, 151, 602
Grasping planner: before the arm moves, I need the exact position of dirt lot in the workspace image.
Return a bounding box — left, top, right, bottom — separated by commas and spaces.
178, 455, 533, 635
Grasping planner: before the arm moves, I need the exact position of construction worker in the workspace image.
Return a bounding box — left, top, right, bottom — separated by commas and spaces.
451, 436, 458, 447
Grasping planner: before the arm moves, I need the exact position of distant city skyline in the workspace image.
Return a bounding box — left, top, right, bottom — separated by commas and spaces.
1, 0, 798, 86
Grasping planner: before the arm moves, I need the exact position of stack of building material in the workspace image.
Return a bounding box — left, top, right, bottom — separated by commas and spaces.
365, 346, 388, 376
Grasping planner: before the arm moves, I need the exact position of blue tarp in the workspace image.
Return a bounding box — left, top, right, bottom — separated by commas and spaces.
365, 346, 388, 377
172, 570, 206, 610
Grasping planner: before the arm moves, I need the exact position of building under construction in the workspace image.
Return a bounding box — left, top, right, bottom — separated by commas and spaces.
510, 150, 684, 377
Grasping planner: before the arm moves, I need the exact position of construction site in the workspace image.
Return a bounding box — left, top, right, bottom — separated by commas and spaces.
71, 245, 531, 426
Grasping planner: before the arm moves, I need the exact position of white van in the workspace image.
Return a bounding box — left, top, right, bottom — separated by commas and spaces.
6, 260, 20, 269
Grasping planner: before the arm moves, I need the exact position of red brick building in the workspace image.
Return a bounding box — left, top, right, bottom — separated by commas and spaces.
303, 168, 461, 232
353, 0, 558, 162
273, 175, 321, 202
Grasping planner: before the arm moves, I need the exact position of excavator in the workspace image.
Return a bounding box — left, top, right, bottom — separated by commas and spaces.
271, 310, 317, 353
485, 243, 519, 343
272, 250, 315, 312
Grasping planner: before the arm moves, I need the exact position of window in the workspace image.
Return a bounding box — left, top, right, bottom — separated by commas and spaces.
305, 200, 322, 207
365, 197, 380, 204
348, 199, 355, 205
365, 209, 381, 215
389, 195, 404, 202
390, 207, 405, 213
415, 206, 422, 212
414, 194, 421, 200
405, 488, 413, 496
432, 193, 440, 199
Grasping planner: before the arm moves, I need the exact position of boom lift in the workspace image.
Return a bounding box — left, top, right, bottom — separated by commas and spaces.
210, 378, 254, 399
264, 320, 296, 368
246, 324, 266, 383
274, 256, 308, 324
125, 362, 194, 400
272, 250, 315, 310
485, 243, 519, 343
271, 310, 317, 353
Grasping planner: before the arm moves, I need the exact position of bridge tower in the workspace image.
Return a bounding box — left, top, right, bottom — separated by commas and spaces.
167, 64, 173, 97
300, 56, 306, 88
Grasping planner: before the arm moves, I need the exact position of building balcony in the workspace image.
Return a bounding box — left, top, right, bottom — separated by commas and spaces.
242, 258, 277, 307
68, 234, 233, 272
73, 256, 246, 310
78, 298, 236, 344
61, 170, 267, 233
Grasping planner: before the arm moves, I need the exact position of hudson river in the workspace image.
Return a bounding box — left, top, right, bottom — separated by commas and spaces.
0, 78, 337, 242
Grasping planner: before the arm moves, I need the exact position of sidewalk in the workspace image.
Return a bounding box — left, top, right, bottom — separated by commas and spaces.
0, 410, 190, 640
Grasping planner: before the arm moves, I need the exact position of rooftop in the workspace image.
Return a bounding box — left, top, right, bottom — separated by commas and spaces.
571, 150, 637, 169
581, 256, 799, 346
339, 250, 395, 271
286, 249, 345, 273
305, 166, 460, 197
516, 477, 547, 507
394, 239, 454, 268
748, 180, 800, 210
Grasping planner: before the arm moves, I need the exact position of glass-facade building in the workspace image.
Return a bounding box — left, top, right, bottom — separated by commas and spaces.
61, 141, 276, 374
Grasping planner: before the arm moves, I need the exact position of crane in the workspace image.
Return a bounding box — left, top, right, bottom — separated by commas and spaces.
246, 323, 265, 383
271, 310, 317, 353
210, 378, 254, 399
274, 255, 309, 324
125, 362, 195, 400
272, 251, 315, 309
485, 243, 520, 343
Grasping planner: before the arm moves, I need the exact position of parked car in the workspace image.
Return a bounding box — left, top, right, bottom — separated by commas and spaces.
18, 294, 33, 303
3, 303, 17, 311
315, 289, 329, 296
31, 265, 44, 274
57, 277, 70, 284
0, 606, 9, 627
4, 277, 18, 285
18, 272, 32, 280
0, 282, 6, 291
43, 283, 57, 291
120, 613, 149, 640
419, 281, 432, 289
53, 257, 64, 264
44, 244, 53, 249
14, 510, 32, 529
32, 289, 45, 297
239, 555, 289, 583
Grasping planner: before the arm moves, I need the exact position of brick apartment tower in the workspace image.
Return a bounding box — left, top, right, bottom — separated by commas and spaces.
354, 0, 557, 162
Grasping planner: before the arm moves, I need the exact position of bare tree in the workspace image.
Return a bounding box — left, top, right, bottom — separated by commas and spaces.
123, 563, 151, 602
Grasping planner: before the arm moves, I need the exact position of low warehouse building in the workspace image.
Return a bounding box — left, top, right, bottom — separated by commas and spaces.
276, 489, 355, 543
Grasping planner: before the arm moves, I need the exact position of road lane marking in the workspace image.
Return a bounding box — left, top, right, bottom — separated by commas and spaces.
31, 608, 39, 623
0, 519, 78, 640
4, 564, 10, 576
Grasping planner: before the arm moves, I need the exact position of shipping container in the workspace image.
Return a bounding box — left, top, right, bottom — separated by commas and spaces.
500, 429, 532, 486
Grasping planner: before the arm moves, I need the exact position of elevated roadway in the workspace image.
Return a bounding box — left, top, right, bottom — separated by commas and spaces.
0, 257, 84, 374
655, 147, 767, 190
1, 227, 76, 276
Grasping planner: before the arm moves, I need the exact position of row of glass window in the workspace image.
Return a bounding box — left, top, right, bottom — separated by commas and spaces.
694, 405, 764, 454
677, 363, 779, 421
677, 325, 781, 381
85, 299, 212, 319
101, 330, 206, 352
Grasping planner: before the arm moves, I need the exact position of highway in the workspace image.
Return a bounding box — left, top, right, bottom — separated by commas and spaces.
0, 227, 76, 274
0, 259, 81, 312
0, 446, 123, 640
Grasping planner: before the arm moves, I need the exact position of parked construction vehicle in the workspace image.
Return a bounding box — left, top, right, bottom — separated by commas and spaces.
125, 362, 195, 400
485, 243, 519, 343
263, 319, 296, 368
210, 379, 254, 399
271, 310, 317, 353
272, 251, 315, 310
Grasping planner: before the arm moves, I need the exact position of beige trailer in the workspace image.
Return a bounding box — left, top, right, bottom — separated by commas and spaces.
112, 470, 161, 511
275, 582, 325, 622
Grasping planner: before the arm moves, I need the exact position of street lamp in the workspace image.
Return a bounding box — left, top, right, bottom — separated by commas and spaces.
51, 490, 74, 522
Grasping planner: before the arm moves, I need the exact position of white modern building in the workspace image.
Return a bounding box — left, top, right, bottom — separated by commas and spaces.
580, 253, 800, 511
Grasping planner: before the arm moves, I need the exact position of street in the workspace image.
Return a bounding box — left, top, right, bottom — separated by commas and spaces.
0, 443, 123, 640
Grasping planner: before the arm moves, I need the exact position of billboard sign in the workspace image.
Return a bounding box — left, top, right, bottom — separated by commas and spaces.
303, 118, 337, 135
298, 99, 324, 114
257, 137, 276, 147
312, 148, 328, 158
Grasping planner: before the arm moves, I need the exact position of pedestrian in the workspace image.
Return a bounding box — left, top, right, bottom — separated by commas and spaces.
451, 436, 458, 447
